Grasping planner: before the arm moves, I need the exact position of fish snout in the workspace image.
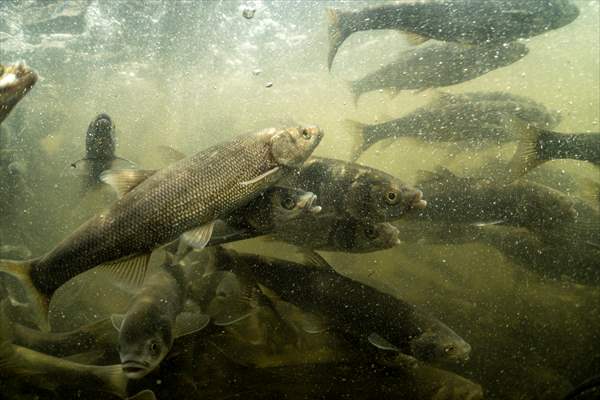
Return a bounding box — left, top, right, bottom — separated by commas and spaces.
121, 358, 152, 379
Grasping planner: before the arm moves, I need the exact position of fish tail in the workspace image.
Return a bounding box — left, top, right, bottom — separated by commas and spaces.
343, 119, 368, 162
509, 120, 544, 180
326, 8, 348, 71
94, 364, 129, 398
0, 259, 50, 332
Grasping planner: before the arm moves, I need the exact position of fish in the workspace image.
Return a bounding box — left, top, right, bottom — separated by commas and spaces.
0, 61, 37, 125
560, 374, 600, 400
110, 249, 210, 379
349, 42, 529, 104
0, 125, 323, 331
201, 246, 471, 364
344, 91, 560, 161
510, 122, 600, 178
326, 0, 579, 70
410, 167, 577, 234
0, 341, 129, 398
282, 157, 426, 223
70, 113, 136, 190
208, 186, 322, 245
270, 216, 401, 253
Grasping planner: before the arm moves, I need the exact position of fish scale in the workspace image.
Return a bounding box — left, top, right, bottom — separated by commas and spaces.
23, 127, 321, 298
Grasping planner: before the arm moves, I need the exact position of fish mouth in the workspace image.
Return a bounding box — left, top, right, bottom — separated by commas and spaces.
121, 360, 151, 379
0, 61, 37, 93
299, 193, 322, 214
410, 190, 427, 210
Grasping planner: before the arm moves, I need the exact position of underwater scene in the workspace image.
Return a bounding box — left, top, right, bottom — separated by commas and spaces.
0, 0, 599, 399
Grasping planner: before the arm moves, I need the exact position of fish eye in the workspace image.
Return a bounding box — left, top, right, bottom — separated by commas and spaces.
364, 226, 378, 239
301, 128, 311, 140
444, 345, 456, 354
149, 341, 160, 356
385, 190, 399, 205
281, 196, 296, 210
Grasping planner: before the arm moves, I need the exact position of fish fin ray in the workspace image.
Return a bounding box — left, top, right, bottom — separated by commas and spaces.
110, 157, 138, 170
343, 119, 369, 162
326, 8, 347, 71
96, 253, 152, 291
297, 248, 334, 271
402, 31, 431, 46
94, 364, 128, 398
100, 169, 156, 198
182, 221, 216, 249
509, 119, 545, 180
110, 313, 125, 332
174, 312, 210, 338
240, 167, 280, 186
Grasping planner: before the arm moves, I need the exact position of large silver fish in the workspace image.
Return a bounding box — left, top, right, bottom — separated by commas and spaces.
0, 125, 323, 331
0, 61, 37, 125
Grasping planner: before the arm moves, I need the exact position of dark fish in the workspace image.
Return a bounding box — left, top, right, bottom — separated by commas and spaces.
326, 0, 579, 70
410, 167, 576, 233
345, 91, 560, 161
510, 122, 600, 177
561, 374, 600, 400
0, 61, 37, 125
110, 250, 209, 379
0, 341, 128, 398
271, 216, 401, 253
201, 246, 471, 363
0, 125, 323, 331
282, 157, 426, 223
70, 113, 135, 190
209, 186, 322, 245
349, 42, 528, 104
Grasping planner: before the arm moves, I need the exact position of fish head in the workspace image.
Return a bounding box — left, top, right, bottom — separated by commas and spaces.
0, 61, 37, 123
353, 173, 427, 221
410, 314, 471, 363
114, 302, 173, 379
270, 187, 321, 223
355, 222, 400, 250
85, 113, 116, 158
269, 125, 324, 167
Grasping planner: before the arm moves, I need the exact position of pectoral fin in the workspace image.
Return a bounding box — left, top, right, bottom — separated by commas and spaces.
368, 332, 399, 352
402, 31, 431, 46
96, 253, 152, 291
182, 221, 216, 249
100, 169, 157, 198
240, 167, 280, 186
174, 312, 210, 338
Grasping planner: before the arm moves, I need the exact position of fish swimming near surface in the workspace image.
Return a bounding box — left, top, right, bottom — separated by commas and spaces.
282, 157, 426, 223
0, 61, 37, 125
270, 216, 401, 253
200, 246, 471, 364
70, 113, 136, 190
510, 121, 600, 178
110, 249, 210, 379
0, 125, 323, 331
326, 0, 579, 70
348, 42, 529, 105
344, 91, 560, 161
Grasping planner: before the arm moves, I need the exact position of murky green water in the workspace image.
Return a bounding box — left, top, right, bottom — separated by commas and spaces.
1, 1, 599, 399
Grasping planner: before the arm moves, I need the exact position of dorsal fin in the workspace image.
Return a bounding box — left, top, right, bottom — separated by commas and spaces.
174, 312, 210, 338
100, 169, 157, 198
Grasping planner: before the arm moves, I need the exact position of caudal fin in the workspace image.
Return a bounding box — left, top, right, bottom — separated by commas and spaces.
93, 364, 129, 398
343, 119, 368, 162
326, 8, 348, 71
0, 259, 49, 332
509, 120, 544, 180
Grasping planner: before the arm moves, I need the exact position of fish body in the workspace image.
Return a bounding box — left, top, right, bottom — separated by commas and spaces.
71, 113, 134, 189
511, 123, 600, 177
327, 0, 579, 69
350, 42, 528, 103
271, 216, 400, 253
111, 252, 209, 380
0, 341, 127, 398
0, 125, 322, 330
205, 247, 470, 363
0, 62, 37, 125
282, 157, 426, 223
346, 91, 560, 160
411, 167, 576, 233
